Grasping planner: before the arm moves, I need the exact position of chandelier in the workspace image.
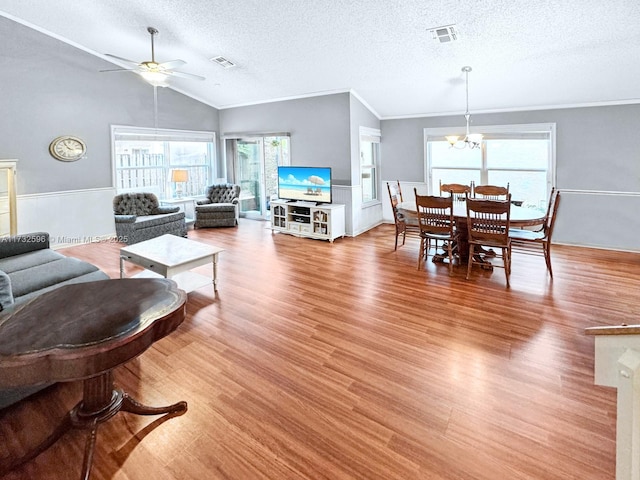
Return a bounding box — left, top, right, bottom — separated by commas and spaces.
446, 66, 483, 149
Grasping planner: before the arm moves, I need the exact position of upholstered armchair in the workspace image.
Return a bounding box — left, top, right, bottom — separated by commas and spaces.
113, 192, 187, 245
194, 184, 241, 228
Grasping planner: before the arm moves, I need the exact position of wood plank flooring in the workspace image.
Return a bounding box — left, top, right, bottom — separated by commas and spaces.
2, 219, 639, 479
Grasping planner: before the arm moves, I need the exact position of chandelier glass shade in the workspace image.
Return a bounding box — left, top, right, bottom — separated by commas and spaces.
447, 66, 483, 149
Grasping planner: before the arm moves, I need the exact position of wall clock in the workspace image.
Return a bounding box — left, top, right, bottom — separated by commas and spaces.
49, 135, 86, 162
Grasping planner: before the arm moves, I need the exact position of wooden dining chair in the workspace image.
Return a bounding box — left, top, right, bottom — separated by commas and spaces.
414, 188, 458, 274
387, 182, 419, 250
509, 189, 560, 277
466, 194, 512, 287
395, 180, 404, 202
439, 181, 472, 202
473, 183, 509, 200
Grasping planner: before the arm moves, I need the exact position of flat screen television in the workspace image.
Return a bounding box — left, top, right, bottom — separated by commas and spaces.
277, 166, 332, 204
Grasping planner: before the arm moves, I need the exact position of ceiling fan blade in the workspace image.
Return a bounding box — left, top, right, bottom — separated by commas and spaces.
100, 68, 138, 73
104, 53, 142, 67
158, 59, 186, 70
167, 70, 206, 81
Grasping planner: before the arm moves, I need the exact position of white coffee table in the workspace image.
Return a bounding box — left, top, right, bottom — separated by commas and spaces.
119, 234, 224, 293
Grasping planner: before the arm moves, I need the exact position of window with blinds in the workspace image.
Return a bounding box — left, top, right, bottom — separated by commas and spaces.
360, 128, 381, 204
425, 124, 555, 212
111, 126, 216, 199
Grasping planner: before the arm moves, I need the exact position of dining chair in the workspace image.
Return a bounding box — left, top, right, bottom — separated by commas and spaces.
465, 194, 512, 287
439, 181, 472, 202
414, 188, 458, 274
473, 183, 509, 200
509, 188, 560, 277
387, 182, 420, 250
395, 180, 404, 202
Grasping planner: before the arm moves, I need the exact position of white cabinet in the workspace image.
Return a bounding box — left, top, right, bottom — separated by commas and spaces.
270, 200, 345, 242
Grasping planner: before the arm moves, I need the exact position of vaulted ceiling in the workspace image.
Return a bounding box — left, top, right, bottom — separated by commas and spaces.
2, 0, 639, 118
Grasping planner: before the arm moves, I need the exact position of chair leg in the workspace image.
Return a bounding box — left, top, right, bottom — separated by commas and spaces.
466, 244, 474, 280
504, 247, 511, 288
417, 237, 425, 270
447, 241, 453, 276
544, 241, 553, 278
394, 231, 399, 251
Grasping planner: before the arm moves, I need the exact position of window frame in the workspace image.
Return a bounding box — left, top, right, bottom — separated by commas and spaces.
111, 125, 217, 199
424, 123, 556, 201
360, 127, 381, 206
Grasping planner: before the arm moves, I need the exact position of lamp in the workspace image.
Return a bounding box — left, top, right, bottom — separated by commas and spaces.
446, 66, 483, 149
171, 169, 189, 198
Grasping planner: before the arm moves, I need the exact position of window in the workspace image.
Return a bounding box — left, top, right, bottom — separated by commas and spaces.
112, 126, 216, 198
360, 128, 381, 204
425, 124, 555, 212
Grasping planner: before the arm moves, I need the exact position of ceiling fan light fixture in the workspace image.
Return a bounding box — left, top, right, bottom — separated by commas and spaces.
101, 26, 204, 85
140, 70, 168, 87
447, 66, 482, 150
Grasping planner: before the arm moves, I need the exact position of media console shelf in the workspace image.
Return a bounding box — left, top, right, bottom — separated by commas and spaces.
270, 199, 345, 242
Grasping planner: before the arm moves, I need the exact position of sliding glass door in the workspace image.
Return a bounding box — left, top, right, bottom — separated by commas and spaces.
227, 136, 290, 219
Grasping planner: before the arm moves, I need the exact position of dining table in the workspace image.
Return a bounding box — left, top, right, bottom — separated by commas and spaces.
397, 199, 546, 266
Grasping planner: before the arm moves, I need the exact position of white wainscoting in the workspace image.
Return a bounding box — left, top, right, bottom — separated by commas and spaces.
332, 185, 353, 236
553, 189, 640, 252
332, 185, 385, 237
17, 187, 117, 248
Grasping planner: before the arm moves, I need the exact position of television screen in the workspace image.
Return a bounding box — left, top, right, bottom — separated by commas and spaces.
278, 166, 332, 204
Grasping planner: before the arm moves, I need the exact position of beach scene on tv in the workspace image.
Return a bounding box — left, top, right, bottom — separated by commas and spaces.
278, 166, 332, 203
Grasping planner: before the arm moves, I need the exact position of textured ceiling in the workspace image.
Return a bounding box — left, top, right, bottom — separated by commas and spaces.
1, 0, 640, 118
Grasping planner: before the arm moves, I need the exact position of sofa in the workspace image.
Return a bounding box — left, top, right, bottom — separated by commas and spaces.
0, 232, 110, 409
113, 192, 187, 245
194, 184, 241, 228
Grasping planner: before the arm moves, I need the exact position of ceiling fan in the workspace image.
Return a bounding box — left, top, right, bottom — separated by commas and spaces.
101, 26, 205, 86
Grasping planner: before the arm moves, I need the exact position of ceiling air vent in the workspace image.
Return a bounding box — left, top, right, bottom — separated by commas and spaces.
210, 56, 236, 69
428, 24, 458, 43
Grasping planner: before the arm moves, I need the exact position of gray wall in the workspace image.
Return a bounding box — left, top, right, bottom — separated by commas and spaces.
219, 93, 352, 184
380, 105, 640, 188
381, 105, 640, 250
349, 94, 381, 183
0, 16, 220, 195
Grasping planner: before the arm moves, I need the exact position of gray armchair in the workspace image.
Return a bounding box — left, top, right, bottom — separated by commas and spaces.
113, 192, 187, 245
194, 184, 241, 228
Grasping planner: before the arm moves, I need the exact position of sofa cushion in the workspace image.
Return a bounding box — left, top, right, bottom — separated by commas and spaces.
9, 257, 101, 299
134, 212, 185, 228
15, 269, 110, 305
195, 203, 236, 213
0, 270, 14, 311
0, 249, 65, 274
0, 232, 50, 259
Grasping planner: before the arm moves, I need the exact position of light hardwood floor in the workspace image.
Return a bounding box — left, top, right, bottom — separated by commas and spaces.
2, 219, 639, 479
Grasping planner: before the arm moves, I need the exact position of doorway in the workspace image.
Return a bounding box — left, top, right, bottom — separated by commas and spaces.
227, 135, 290, 219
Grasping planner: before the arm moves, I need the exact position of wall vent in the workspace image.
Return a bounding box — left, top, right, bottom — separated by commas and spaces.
210, 56, 236, 69
428, 24, 458, 43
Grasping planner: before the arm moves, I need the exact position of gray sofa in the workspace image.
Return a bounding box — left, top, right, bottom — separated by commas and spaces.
0, 232, 109, 409
113, 192, 187, 245
194, 184, 241, 228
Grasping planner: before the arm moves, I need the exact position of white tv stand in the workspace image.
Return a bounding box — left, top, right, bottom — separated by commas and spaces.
270, 199, 345, 243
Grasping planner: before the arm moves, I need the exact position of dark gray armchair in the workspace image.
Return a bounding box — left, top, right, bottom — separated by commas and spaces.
113, 192, 187, 244
194, 184, 241, 228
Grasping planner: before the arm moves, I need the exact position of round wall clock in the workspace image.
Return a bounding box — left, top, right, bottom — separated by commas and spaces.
49, 135, 86, 162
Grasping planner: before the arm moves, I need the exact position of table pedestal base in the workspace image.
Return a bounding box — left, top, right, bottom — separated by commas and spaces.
0, 371, 187, 480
